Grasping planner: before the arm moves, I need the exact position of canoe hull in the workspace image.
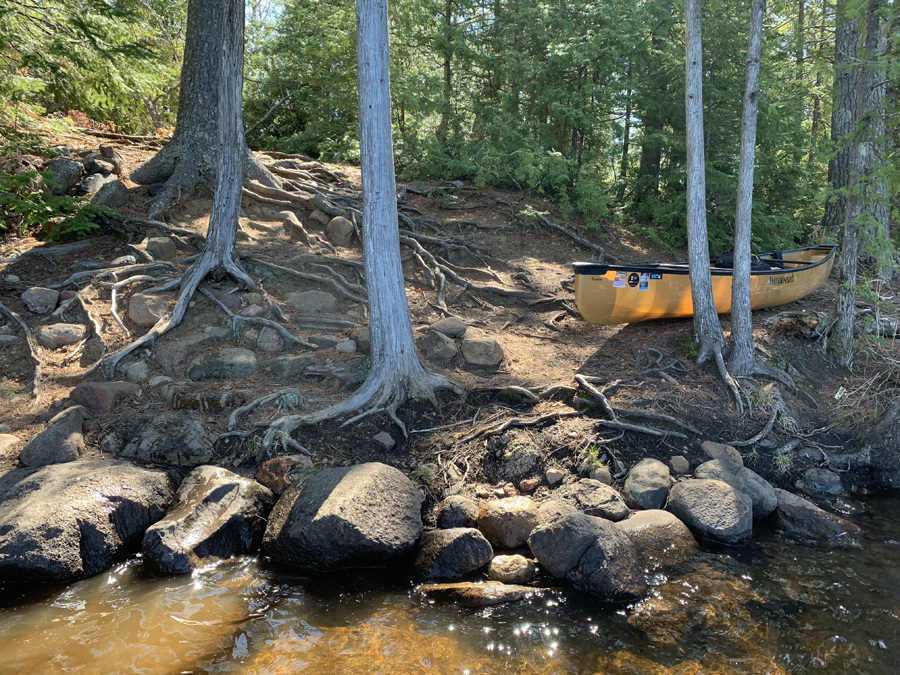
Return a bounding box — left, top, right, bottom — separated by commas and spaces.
572, 245, 836, 325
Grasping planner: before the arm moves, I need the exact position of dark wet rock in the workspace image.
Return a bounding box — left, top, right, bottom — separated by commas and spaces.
263, 462, 423, 571
537, 499, 578, 524
460, 338, 504, 366
418, 581, 537, 607
70, 381, 139, 412
774, 488, 862, 543
285, 290, 337, 313
623, 458, 671, 510
487, 554, 536, 583
436, 495, 480, 529
21, 287, 59, 314
669, 455, 691, 475
187, 347, 258, 380
430, 316, 466, 338
668, 479, 753, 546
477, 496, 539, 549
797, 468, 844, 495
414, 528, 493, 580
100, 412, 213, 466
37, 323, 87, 349
349, 327, 371, 354
128, 293, 169, 327
326, 216, 355, 247
694, 458, 777, 517
0, 460, 176, 583
700, 440, 744, 466
145, 236, 177, 261
91, 180, 130, 208
142, 466, 275, 574
269, 354, 318, 382
528, 512, 646, 600
615, 509, 698, 567
255, 454, 314, 496
417, 330, 457, 360
45, 157, 83, 195
18, 405, 90, 467
563, 478, 630, 521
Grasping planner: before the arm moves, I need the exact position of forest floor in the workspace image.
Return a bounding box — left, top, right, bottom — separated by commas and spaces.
1, 127, 898, 513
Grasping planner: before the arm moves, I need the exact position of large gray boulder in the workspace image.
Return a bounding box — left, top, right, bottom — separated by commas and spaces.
694, 458, 777, 517
528, 512, 646, 600
774, 488, 863, 544
18, 405, 90, 467
623, 458, 671, 510
615, 509, 698, 567
262, 462, 423, 571
21, 287, 59, 314
477, 496, 539, 549
563, 478, 630, 521
99, 412, 213, 466
668, 479, 753, 546
142, 466, 275, 574
91, 180, 130, 208
414, 528, 493, 580
0, 460, 176, 583
45, 157, 83, 195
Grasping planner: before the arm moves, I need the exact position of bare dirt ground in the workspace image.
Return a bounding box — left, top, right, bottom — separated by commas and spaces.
1, 127, 897, 509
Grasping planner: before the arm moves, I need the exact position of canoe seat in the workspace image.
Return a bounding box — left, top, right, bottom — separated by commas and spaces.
714, 251, 775, 271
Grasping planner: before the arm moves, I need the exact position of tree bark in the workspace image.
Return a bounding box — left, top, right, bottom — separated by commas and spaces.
130, 0, 277, 219
729, 0, 766, 376
684, 0, 725, 363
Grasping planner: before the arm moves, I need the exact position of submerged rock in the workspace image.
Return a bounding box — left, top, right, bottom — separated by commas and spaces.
418, 581, 537, 607
414, 528, 493, 580
263, 462, 423, 571
0, 460, 176, 583
774, 488, 862, 544
615, 509, 698, 567
143, 466, 275, 574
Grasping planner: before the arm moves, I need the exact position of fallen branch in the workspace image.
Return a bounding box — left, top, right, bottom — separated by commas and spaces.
595, 419, 688, 439
460, 410, 583, 443
0, 300, 42, 396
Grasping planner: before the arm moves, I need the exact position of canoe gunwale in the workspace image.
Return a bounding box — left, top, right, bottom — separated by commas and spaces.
572, 244, 836, 278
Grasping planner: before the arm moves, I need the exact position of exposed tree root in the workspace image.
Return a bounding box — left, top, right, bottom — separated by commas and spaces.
247, 257, 367, 304
460, 410, 584, 443
56, 295, 106, 381
726, 392, 779, 446
199, 288, 316, 350
99, 275, 163, 336
522, 206, 619, 263
0, 300, 42, 397
227, 388, 304, 431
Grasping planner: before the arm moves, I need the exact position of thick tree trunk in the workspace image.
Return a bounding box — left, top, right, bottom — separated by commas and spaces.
821, 0, 861, 236
617, 78, 632, 201
729, 0, 766, 376
684, 0, 725, 363
130, 0, 277, 219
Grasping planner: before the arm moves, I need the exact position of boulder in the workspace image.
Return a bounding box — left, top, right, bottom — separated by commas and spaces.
615, 509, 698, 567
285, 290, 337, 313
128, 293, 170, 327
349, 327, 371, 355
667, 479, 753, 546
487, 554, 536, 583
417, 581, 536, 607
145, 236, 178, 261
21, 287, 59, 314
774, 488, 862, 543
0, 460, 176, 583
694, 458, 777, 517
91, 180, 130, 208
69, 381, 139, 412
669, 455, 691, 475
537, 499, 578, 524
262, 462, 423, 571
76, 172, 116, 194
45, 157, 83, 195
142, 466, 275, 574
98, 144, 125, 173
256, 326, 284, 353
495, 433, 542, 483
125, 360, 150, 382
269, 354, 318, 383
154, 332, 222, 373
336, 340, 357, 354
187, 347, 258, 380
430, 316, 466, 338
240, 304, 266, 317
477, 496, 539, 549
309, 209, 330, 225
623, 458, 671, 510
0, 434, 20, 460
797, 468, 844, 495
414, 528, 493, 580
326, 216, 355, 247
100, 412, 213, 466
528, 512, 646, 600
37, 323, 87, 349
700, 440, 744, 466
18, 405, 90, 467
436, 495, 480, 529
281, 211, 311, 244
255, 454, 314, 496
417, 330, 458, 360
460, 338, 504, 366
564, 479, 630, 521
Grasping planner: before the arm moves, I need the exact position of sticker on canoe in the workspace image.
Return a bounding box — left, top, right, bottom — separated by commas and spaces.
768, 274, 795, 285
650, 273, 662, 279
638, 273, 650, 290
615, 271, 627, 276
627, 272, 640, 287
612, 276, 626, 288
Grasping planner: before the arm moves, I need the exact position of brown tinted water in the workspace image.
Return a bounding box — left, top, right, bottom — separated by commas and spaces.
2, 495, 899, 675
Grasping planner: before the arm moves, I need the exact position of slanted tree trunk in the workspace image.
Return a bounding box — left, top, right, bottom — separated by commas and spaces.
130, 0, 278, 219
729, 0, 766, 376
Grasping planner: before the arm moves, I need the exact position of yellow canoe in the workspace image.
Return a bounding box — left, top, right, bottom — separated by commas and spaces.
572, 244, 836, 325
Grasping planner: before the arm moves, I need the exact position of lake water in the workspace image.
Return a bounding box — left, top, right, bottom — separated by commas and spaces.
2, 495, 898, 675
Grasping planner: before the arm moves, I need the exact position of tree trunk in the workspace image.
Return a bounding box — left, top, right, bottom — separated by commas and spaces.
684, 0, 725, 363
617, 73, 632, 201
436, 0, 453, 142
729, 0, 766, 376
821, 0, 861, 236
130, 0, 277, 219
